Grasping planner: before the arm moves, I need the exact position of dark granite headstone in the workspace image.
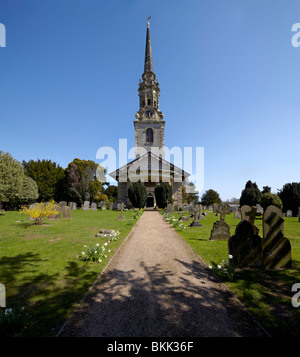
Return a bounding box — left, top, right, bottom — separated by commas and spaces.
228, 220, 263, 268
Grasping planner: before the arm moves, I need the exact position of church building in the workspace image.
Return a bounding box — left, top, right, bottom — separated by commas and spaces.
109, 20, 190, 208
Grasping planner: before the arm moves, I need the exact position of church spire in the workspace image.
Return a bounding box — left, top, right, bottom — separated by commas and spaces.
144, 17, 153, 74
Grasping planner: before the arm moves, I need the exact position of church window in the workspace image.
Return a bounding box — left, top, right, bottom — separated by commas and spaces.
146, 128, 153, 143
147, 99, 151, 106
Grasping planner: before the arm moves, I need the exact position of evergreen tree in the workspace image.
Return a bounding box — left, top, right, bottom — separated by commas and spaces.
239, 180, 261, 207
154, 182, 172, 208
23, 159, 64, 202
278, 182, 300, 216
201, 189, 222, 206
128, 181, 147, 208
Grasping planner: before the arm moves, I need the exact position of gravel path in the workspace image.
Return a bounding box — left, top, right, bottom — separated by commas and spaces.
57, 211, 268, 337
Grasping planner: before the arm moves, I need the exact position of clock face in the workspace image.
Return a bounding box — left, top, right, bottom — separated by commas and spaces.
146, 109, 153, 118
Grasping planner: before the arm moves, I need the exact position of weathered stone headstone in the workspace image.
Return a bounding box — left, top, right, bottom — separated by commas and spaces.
117, 203, 122, 210
49, 204, 60, 219
91, 202, 97, 211
62, 206, 72, 219
179, 207, 189, 221
228, 220, 263, 268
262, 205, 292, 269
116, 202, 126, 220
109, 202, 114, 211
286, 210, 292, 218
213, 203, 219, 214
59, 201, 67, 210
166, 203, 173, 214
83, 201, 90, 211
256, 204, 264, 215
189, 209, 202, 227
189, 205, 194, 218
173, 204, 179, 212
95, 229, 115, 237
240, 205, 252, 221
209, 205, 230, 240
234, 207, 240, 219
101, 202, 107, 210
69, 202, 77, 210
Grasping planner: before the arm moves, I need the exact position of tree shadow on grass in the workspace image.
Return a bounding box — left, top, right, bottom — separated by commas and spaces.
58, 259, 267, 338
0, 253, 101, 337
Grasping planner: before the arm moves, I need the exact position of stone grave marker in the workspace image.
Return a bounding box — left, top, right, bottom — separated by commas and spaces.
116, 202, 126, 220
62, 206, 72, 220
166, 203, 173, 214
234, 207, 240, 219
101, 202, 107, 210
179, 207, 189, 221
209, 205, 230, 240
228, 220, 263, 268
213, 203, 219, 214
69, 202, 77, 210
262, 205, 292, 269
240, 205, 252, 220
286, 210, 292, 218
109, 202, 114, 210
91, 202, 97, 211
59, 201, 67, 210
49, 203, 60, 219
83, 201, 90, 211
256, 204, 264, 216
189, 208, 202, 227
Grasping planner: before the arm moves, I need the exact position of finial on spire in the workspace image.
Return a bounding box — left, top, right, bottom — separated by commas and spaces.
147, 16, 151, 27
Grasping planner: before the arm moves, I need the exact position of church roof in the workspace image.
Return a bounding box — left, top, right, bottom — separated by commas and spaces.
109, 150, 190, 183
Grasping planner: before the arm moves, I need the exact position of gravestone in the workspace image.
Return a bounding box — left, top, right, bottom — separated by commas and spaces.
166, 204, 173, 214
286, 210, 292, 218
91, 202, 97, 211
228, 220, 263, 268
241, 205, 259, 234
83, 201, 90, 211
117, 203, 122, 210
189, 205, 194, 218
116, 202, 126, 220
240, 205, 252, 221
49, 204, 60, 219
256, 204, 264, 216
101, 202, 107, 211
62, 206, 72, 219
173, 204, 179, 212
69, 202, 77, 210
209, 205, 230, 240
179, 207, 189, 221
213, 203, 219, 214
234, 207, 240, 219
189, 209, 202, 227
96, 229, 115, 237
59, 201, 67, 209
262, 205, 292, 269
109, 202, 114, 211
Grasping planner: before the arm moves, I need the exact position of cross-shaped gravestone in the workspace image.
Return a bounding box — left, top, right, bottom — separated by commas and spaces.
217, 205, 230, 222
189, 208, 202, 227
116, 202, 126, 221
179, 206, 189, 221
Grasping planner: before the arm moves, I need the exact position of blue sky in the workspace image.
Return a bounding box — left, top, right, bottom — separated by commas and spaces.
0, 0, 300, 201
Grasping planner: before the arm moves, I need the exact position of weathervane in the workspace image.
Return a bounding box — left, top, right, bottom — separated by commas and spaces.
147, 16, 151, 27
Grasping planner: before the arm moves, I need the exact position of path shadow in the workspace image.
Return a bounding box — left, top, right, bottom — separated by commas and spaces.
59, 259, 267, 337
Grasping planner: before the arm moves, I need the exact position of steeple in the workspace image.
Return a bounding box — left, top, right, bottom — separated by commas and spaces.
144, 18, 154, 74
134, 18, 165, 158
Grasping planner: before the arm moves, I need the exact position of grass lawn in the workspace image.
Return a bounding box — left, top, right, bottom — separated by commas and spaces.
0, 208, 141, 337
171, 210, 300, 337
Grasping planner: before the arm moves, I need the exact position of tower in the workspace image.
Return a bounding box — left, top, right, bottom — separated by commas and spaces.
134, 19, 165, 158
